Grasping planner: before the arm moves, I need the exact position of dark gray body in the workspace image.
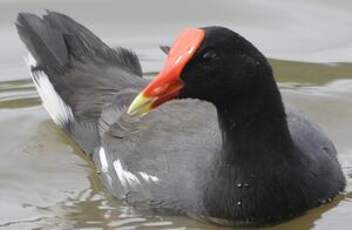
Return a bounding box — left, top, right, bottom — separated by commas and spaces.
16, 11, 345, 223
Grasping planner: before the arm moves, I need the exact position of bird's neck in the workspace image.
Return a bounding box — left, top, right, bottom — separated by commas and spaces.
215, 85, 294, 164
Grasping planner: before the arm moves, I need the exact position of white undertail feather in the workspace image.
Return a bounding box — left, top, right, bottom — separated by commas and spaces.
25, 53, 74, 126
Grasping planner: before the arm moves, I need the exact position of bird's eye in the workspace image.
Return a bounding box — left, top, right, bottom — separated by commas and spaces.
199, 49, 218, 66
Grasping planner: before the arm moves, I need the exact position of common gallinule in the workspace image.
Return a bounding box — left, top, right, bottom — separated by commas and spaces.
16, 11, 345, 225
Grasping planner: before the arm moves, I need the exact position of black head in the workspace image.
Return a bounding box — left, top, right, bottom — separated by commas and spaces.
178, 26, 275, 108
127, 26, 279, 117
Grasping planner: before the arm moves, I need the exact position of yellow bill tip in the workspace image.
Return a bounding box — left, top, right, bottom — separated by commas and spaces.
127, 93, 154, 116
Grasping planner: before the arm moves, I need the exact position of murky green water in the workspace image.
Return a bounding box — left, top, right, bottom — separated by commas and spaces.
1, 0, 352, 229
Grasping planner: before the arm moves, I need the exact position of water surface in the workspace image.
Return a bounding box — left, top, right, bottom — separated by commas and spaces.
1, 0, 352, 229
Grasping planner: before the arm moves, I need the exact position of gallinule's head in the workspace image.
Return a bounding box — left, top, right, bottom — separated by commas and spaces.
128, 26, 275, 115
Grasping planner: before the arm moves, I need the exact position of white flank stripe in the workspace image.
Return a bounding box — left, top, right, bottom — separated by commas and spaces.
25, 53, 74, 126
139, 172, 160, 183
113, 160, 140, 187
99, 147, 108, 173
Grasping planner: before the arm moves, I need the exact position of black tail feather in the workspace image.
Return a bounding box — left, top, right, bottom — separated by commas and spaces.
16, 11, 146, 156
16, 12, 68, 72
16, 11, 142, 76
